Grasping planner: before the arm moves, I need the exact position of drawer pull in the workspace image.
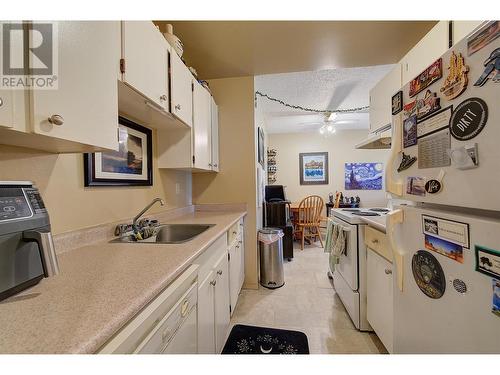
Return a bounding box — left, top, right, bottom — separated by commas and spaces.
175, 104, 181, 111
181, 299, 189, 317
210, 279, 217, 286
385, 269, 392, 275
232, 231, 237, 235
217, 270, 223, 276
372, 239, 379, 244
48, 114, 64, 126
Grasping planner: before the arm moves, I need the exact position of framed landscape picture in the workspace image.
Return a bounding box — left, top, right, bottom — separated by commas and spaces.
299, 152, 329, 185
84, 116, 153, 186
345, 162, 383, 190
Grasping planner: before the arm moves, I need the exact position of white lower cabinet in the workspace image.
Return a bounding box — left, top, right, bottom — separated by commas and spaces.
229, 231, 245, 315
213, 252, 230, 352
197, 271, 216, 354
367, 249, 393, 353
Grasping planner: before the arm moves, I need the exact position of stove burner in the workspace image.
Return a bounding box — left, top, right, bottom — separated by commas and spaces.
369, 208, 390, 213
342, 208, 360, 212
352, 212, 381, 217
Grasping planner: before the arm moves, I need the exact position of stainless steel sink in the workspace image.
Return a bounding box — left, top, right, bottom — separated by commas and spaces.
111, 224, 215, 244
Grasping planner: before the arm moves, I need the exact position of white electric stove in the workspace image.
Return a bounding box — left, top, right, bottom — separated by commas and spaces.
328, 207, 390, 331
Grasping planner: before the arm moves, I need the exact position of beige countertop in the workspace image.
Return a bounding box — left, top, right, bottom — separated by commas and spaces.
360, 215, 387, 233
0, 210, 245, 354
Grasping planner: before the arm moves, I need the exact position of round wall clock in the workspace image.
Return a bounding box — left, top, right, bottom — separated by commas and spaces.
412, 250, 446, 299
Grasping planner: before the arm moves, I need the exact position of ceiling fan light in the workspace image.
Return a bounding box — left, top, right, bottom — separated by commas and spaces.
327, 112, 338, 122
319, 127, 325, 134
327, 125, 333, 132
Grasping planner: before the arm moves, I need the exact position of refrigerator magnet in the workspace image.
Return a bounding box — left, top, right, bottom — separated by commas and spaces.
392, 91, 403, 115
412, 250, 446, 299
440, 51, 469, 100
425, 169, 445, 194
409, 58, 443, 98
403, 115, 417, 148
475, 245, 500, 279
397, 152, 417, 172
467, 21, 499, 56
421, 215, 470, 249
473, 47, 500, 87
493, 279, 500, 318
424, 234, 463, 263
449, 98, 488, 141
406, 177, 426, 196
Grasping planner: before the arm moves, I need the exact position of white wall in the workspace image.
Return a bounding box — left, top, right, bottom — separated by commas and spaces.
267, 130, 390, 209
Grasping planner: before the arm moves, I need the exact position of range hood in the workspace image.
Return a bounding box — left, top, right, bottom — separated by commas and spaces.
355, 123, 392, 149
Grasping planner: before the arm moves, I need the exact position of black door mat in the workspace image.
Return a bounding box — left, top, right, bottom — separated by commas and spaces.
221, 324, 309, 354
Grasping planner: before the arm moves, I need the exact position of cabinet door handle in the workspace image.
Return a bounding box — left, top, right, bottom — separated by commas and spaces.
371, 239, 379, 244
208, 163, 212, 167
0, 97, 3, 107
217, 270, 223, 275
213, 163, 218, 167
210, 279, 217, 286
48, 114, 64, 126
232, 231, 237, 235
175, 104, 181, 111
160, 94, 168, 101
385, 269, 392, 275
181, 299, 189, 317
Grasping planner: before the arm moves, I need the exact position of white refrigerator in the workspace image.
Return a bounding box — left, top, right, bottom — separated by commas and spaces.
385, 21, 500, 353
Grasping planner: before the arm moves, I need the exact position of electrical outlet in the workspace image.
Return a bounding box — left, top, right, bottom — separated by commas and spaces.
175, 183, 180, 195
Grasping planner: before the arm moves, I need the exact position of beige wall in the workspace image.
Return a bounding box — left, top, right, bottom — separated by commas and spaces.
0, 131, 192, 235
192, 76, 258, 289
268, 130, 390, 209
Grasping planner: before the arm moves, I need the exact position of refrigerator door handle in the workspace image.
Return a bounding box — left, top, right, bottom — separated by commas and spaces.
386, 209, 404, 291
386, 114, 403, 196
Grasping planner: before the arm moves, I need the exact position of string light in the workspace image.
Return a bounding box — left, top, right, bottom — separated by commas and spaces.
254, 91, 369, 114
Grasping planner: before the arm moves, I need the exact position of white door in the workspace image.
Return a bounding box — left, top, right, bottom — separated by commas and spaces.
170, 51, 193, 127
0, 90, 14, 129
367, 249, 393, 353
392, 205, 500, 353
122, 21, 169, 109
193, 81, 212, 170
369, 65, 401, 132
238, 229, 245, 291
213, 251, 230, 353
331, 216, 359, 290
228, 241, 240, 315
389, 35, 500, 211
197, 271, 216, 354
401, 21, 449, 85
210, 97, 219, 171
30, 21, 120, 151
452, 21, 482, 45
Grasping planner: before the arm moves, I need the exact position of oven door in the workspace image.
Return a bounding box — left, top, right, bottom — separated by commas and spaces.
330, 216, 359, 291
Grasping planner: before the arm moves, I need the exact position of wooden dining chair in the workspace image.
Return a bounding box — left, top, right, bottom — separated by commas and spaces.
295, 195, 325, 250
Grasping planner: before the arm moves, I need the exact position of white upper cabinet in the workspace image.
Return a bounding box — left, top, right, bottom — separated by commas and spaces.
121, 21, 169, 110
452, 21, 483, 45
0, 90, 14, 129
210, 98, 220, 172
31, 21, 120, 151
401, 21, 449, 86
369, 65, 401, 132
193, 81, 212, 170
170, 51, 194, 127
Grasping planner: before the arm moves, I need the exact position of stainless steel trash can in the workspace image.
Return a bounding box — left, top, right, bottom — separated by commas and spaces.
259, 227, 285, 289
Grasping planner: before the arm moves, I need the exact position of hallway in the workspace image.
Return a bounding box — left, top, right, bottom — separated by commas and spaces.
230, 242, 387, 354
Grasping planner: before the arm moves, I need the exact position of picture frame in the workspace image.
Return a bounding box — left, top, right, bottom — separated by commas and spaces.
258, 127, 265, 167
344, 162, 383, 190
84, 116, 153, 187
475, 245, 500, 279
392, 91, 403, 115
299, 152, 329, 185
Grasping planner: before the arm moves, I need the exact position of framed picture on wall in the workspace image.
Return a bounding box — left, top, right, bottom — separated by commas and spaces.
299, 152, 329, 185
83, 116, 153, 186
258, 127, 265, 167
344, 162, 383, 190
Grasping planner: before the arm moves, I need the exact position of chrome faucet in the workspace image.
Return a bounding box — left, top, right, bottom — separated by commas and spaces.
132, 198, 165, 232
